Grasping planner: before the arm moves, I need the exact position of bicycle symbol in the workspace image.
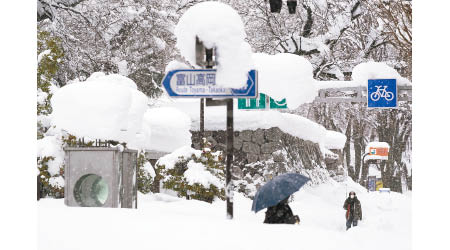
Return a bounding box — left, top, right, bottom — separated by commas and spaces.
370, 85, 394, 101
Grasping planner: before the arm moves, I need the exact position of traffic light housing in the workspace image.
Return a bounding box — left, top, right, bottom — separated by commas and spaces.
269, 0, 282, 13
287, 0, 297, 14
269, 0, 297, 14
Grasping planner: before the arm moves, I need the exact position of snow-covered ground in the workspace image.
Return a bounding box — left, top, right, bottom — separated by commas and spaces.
38, 178, 411, 250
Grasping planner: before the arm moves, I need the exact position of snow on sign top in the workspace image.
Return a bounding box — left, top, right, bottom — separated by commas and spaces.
315, 61, 411, 90
51, 73, 151, 149
352, 61, 411, 86
252, 53, 317, 109
174, 1, 253, 89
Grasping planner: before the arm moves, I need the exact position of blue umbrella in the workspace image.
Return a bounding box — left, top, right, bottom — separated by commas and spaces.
251, 173, 310, 213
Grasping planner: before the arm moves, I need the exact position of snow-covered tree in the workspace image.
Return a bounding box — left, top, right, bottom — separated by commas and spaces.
37, 0, 412, 193
38, 0, 179, 97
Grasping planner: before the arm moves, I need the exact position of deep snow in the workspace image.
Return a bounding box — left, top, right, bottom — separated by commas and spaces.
38, 178, 411, 250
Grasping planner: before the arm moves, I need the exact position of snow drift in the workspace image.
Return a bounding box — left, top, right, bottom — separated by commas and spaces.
38, 177, 411, 250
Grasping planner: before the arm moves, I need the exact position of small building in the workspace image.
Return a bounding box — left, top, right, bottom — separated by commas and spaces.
64, 147, 138, 208
365, 142, 390, 191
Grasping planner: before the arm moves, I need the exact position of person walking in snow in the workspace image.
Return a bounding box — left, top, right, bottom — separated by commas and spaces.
343, 191, 362, 230
264, 196, 300, 224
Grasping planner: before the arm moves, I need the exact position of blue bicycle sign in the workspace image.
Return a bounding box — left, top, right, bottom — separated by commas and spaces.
370, 85, 394, 101
367, 79, 397, 108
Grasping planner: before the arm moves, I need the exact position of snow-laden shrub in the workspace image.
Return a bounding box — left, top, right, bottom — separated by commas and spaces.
156, 141, 225, 203
37, 133, 84, 198
137, 152, 156, 194
38, 156, 64, 198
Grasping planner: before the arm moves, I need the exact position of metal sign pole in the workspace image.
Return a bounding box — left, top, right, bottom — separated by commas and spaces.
204, 98, 234, 219
361, 152, 369, 191
196, 37, 206, 147
226, 98, 234, 219
200, 98, 204, 145
195, 36, 234, 219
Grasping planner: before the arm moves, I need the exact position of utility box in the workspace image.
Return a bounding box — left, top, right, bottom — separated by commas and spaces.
64, 147, 138, 208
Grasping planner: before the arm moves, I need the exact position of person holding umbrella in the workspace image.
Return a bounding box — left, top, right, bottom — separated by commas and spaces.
251, 173, 310, 225
343, 191, 362, 230
263, 195, 300, 224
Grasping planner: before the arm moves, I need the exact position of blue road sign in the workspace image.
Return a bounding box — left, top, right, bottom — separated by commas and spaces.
367, 79, 397, 108
162, 69, 258, 98
368, 176, 376, 192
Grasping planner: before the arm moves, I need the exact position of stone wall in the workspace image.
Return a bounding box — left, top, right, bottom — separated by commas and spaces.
191, 127, 342, 197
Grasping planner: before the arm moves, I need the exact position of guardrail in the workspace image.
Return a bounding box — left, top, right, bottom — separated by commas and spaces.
314, 85, 412, 103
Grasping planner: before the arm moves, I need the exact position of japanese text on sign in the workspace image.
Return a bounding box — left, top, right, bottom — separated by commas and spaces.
176, 73, 216, 86
162, 69, 258, 98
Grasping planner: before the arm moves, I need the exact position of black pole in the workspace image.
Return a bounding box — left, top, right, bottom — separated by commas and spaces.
362, 153, 369, 190
201, 58, 212, 148
200, 98, 204, 147
37, 174, 41, 201
226, 98, 234, 219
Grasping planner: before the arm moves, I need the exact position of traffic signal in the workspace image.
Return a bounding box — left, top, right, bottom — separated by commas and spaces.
269, 0, 297, 14
269, 0, 282, 13
287, 0, 297, 14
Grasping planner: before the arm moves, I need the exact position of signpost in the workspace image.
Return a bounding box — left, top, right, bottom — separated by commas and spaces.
162, 53, 258, 220
368, 147, 389, 158
314, 80, 410, 104
363, 142, 390, 191
162, 69, 258, 98
367, 79, 397, 108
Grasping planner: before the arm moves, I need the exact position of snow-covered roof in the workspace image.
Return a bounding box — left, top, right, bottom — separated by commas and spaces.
51, 73, 192, 151
51, 73, 151, 149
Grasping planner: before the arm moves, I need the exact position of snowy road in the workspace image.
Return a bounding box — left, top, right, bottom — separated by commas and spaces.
38, 178, 411, 250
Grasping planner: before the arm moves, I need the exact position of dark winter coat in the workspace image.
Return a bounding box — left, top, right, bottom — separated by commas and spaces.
343, 196, 362, 221
264, 201, 299, 224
